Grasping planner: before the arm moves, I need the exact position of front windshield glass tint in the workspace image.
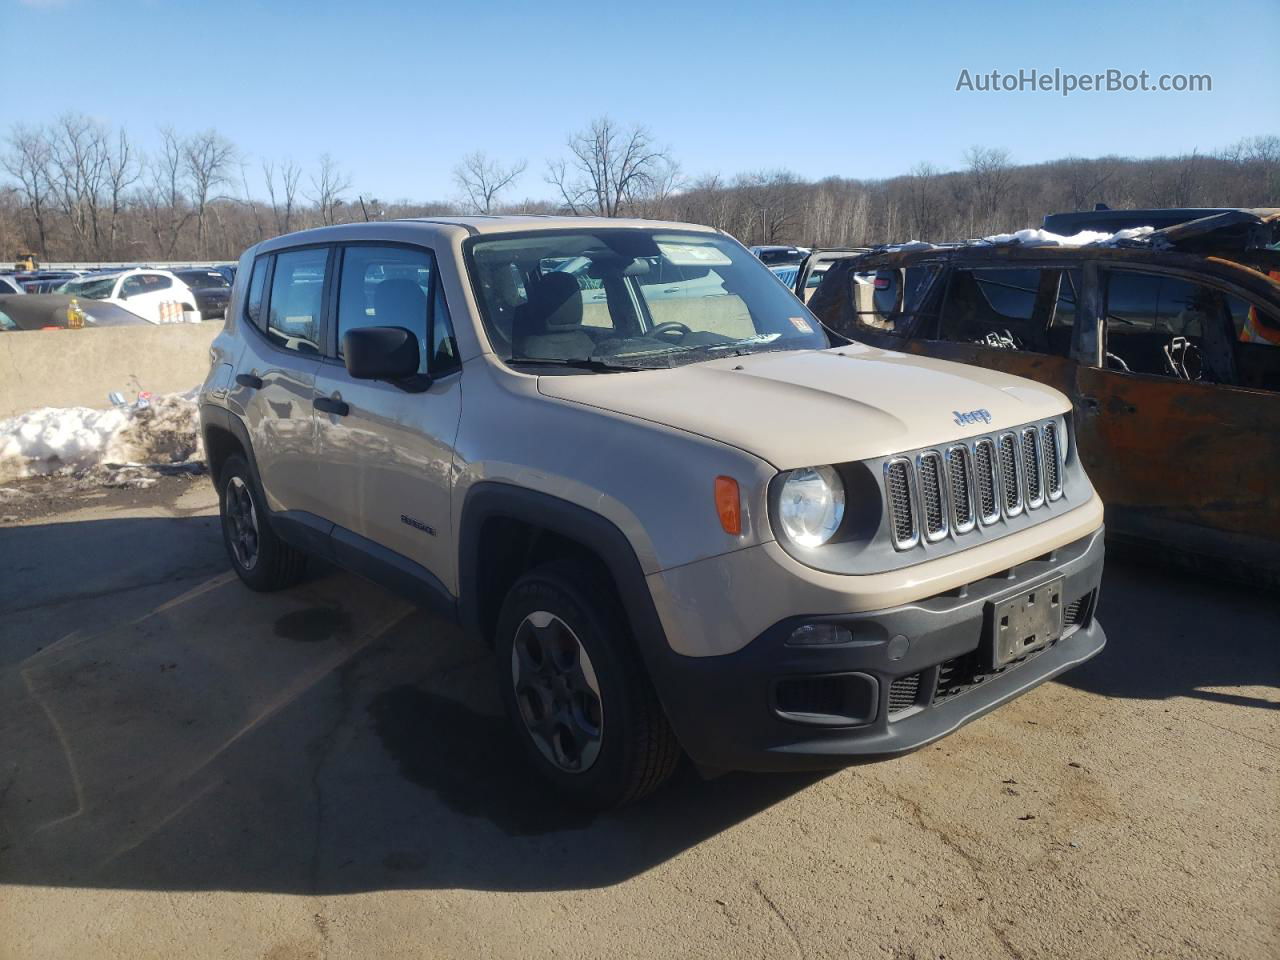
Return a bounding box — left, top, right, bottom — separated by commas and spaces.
58, 275, 118, 299
467, 230, 828, 367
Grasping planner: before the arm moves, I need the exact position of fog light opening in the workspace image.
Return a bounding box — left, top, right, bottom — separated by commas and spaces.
788, 623, 853, 646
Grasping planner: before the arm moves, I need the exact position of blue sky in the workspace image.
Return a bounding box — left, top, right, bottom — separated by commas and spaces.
8, 0, 1279, 201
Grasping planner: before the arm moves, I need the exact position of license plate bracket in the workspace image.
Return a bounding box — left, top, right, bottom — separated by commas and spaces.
987, 577, 1065, 669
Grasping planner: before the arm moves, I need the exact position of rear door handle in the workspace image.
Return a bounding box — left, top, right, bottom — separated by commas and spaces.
235, 373, 263, 390
314, 396, 349, 417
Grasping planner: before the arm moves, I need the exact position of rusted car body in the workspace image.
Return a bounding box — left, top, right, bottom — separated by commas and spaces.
802, 210, 1280, 584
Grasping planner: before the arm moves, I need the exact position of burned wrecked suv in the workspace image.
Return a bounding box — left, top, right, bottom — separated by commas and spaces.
804, 208, 1280, 584
198, 217, 1106, 807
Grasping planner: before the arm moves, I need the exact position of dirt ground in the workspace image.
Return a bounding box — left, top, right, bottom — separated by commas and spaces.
0, 476, 1276, 960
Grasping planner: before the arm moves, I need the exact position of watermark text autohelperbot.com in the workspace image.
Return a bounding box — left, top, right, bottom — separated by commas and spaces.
956, 68, 1212, 96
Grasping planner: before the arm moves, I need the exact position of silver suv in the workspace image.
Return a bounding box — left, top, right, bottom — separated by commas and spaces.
199, 217, 1106, 807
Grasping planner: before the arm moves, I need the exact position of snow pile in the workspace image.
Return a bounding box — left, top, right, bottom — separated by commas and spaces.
0, 391, 203, 483
977, 226, 1155, 248
882, 240, 938, 253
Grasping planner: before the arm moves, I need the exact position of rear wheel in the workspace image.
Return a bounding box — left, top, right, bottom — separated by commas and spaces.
218, 454, 307, 591
496, 561, 680, 808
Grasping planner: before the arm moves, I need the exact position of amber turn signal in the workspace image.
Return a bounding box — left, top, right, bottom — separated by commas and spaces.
714, 475, 742, 535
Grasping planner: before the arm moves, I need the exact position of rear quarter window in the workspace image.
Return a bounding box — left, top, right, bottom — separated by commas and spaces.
243, 256, 271, 330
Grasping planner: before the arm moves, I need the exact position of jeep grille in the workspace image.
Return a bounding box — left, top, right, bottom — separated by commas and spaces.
885, 419, 1066, 551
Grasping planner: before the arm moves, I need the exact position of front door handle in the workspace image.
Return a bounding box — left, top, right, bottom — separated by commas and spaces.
235, 373, 263, 390
314, 396, 349, 417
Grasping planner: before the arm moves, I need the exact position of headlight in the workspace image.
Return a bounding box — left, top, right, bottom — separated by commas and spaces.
777, 465, 845, 547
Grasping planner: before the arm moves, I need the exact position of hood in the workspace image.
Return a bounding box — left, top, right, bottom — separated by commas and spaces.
537, 344, 1070, 469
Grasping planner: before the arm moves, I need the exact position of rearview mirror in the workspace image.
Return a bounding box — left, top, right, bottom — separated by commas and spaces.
343, 326, 421, 382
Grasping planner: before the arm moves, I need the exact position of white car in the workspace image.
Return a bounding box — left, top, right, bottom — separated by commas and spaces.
56, 269, 202, 324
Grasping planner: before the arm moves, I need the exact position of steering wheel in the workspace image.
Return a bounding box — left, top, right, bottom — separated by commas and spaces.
648, 321, 692, 341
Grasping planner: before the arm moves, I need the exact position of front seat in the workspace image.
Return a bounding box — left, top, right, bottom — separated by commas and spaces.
372, 278, 428, 371
512, 272, 595, 360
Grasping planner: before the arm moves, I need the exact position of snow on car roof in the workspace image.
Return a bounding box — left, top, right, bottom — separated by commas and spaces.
874, 225, 1156, 255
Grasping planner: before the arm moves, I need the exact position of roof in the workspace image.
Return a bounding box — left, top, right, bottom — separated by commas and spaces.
394, 215, 720, 236
1042, 207, 1237, 234
252, 215, 723, 254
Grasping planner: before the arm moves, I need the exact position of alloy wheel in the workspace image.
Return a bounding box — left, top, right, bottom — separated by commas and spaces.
224, 476, 260, 570
510, 610, 604, 773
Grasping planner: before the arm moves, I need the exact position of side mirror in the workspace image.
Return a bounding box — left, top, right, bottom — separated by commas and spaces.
343, 325, 421, 382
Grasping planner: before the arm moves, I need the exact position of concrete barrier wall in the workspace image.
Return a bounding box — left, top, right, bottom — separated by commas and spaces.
0, 322, 221, 418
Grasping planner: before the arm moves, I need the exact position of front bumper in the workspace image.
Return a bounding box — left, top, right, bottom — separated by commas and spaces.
646, 528, 1105, 771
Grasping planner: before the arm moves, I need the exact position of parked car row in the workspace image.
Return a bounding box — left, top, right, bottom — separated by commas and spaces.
0, 262, 235, 306
0, 263, 239, 329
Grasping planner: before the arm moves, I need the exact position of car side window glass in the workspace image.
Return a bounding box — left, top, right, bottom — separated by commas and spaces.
1225, 293, 1280, 391
245, 256, 269, 328
938, 268, 1053, 351
337, 245, 432, 375
1104, 271, 1228, 382
843, 267, 922, 336
266, 248, 326, 353
120, 276, 143, 297
147, 274, 172, 292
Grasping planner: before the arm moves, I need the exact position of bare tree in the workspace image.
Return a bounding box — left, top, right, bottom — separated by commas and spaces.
631, 156, 683, 219
238, 162, 266, 243
103, 127, 140, 257
183, 130, 236, 257
3, 124, 53, 257
453, 151, 527, 214
904, 162, 941, 241
141, 126, 192, 258
546, 117, 672, 217
307, 154, 351, 226
736, 170, 803, 244
1220, 135, 1280, 203
263, 158, 301, 234
46, 114, 111, 258
964, 145, 1013, 235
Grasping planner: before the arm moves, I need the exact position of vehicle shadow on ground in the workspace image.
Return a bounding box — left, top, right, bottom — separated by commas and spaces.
0, 515, 824, 896
1056, 555, 1280, 709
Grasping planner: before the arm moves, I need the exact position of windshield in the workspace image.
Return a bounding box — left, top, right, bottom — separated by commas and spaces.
467, 229, 828, 369
57, 275, 118, 299
178, 271, 230, 289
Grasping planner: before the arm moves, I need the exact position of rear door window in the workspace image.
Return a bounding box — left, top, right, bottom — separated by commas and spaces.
1103, 271, 1233, 382
937, 267, 1062, 354
1226, 292, 1280, 391
266, 248, 327, 353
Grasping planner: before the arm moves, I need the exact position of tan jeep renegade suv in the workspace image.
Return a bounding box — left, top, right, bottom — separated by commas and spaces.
199, 217, 1106, 807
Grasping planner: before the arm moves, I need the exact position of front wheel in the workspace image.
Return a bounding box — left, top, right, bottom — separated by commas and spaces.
218, 454, 307, 591
495, 561, 680, 808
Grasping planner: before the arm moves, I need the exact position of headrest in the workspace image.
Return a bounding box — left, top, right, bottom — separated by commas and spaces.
373, 278, 427, 326
524, 271, 583, 331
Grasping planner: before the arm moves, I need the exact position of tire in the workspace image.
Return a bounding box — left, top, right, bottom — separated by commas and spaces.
496, 560, 680, 808
218, 454, 307, 591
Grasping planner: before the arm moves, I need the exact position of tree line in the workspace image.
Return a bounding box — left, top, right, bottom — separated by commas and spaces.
2, 112, 1276, 263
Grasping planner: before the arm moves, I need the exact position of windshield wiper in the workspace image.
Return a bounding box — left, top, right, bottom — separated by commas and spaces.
506, 357, 646, 373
